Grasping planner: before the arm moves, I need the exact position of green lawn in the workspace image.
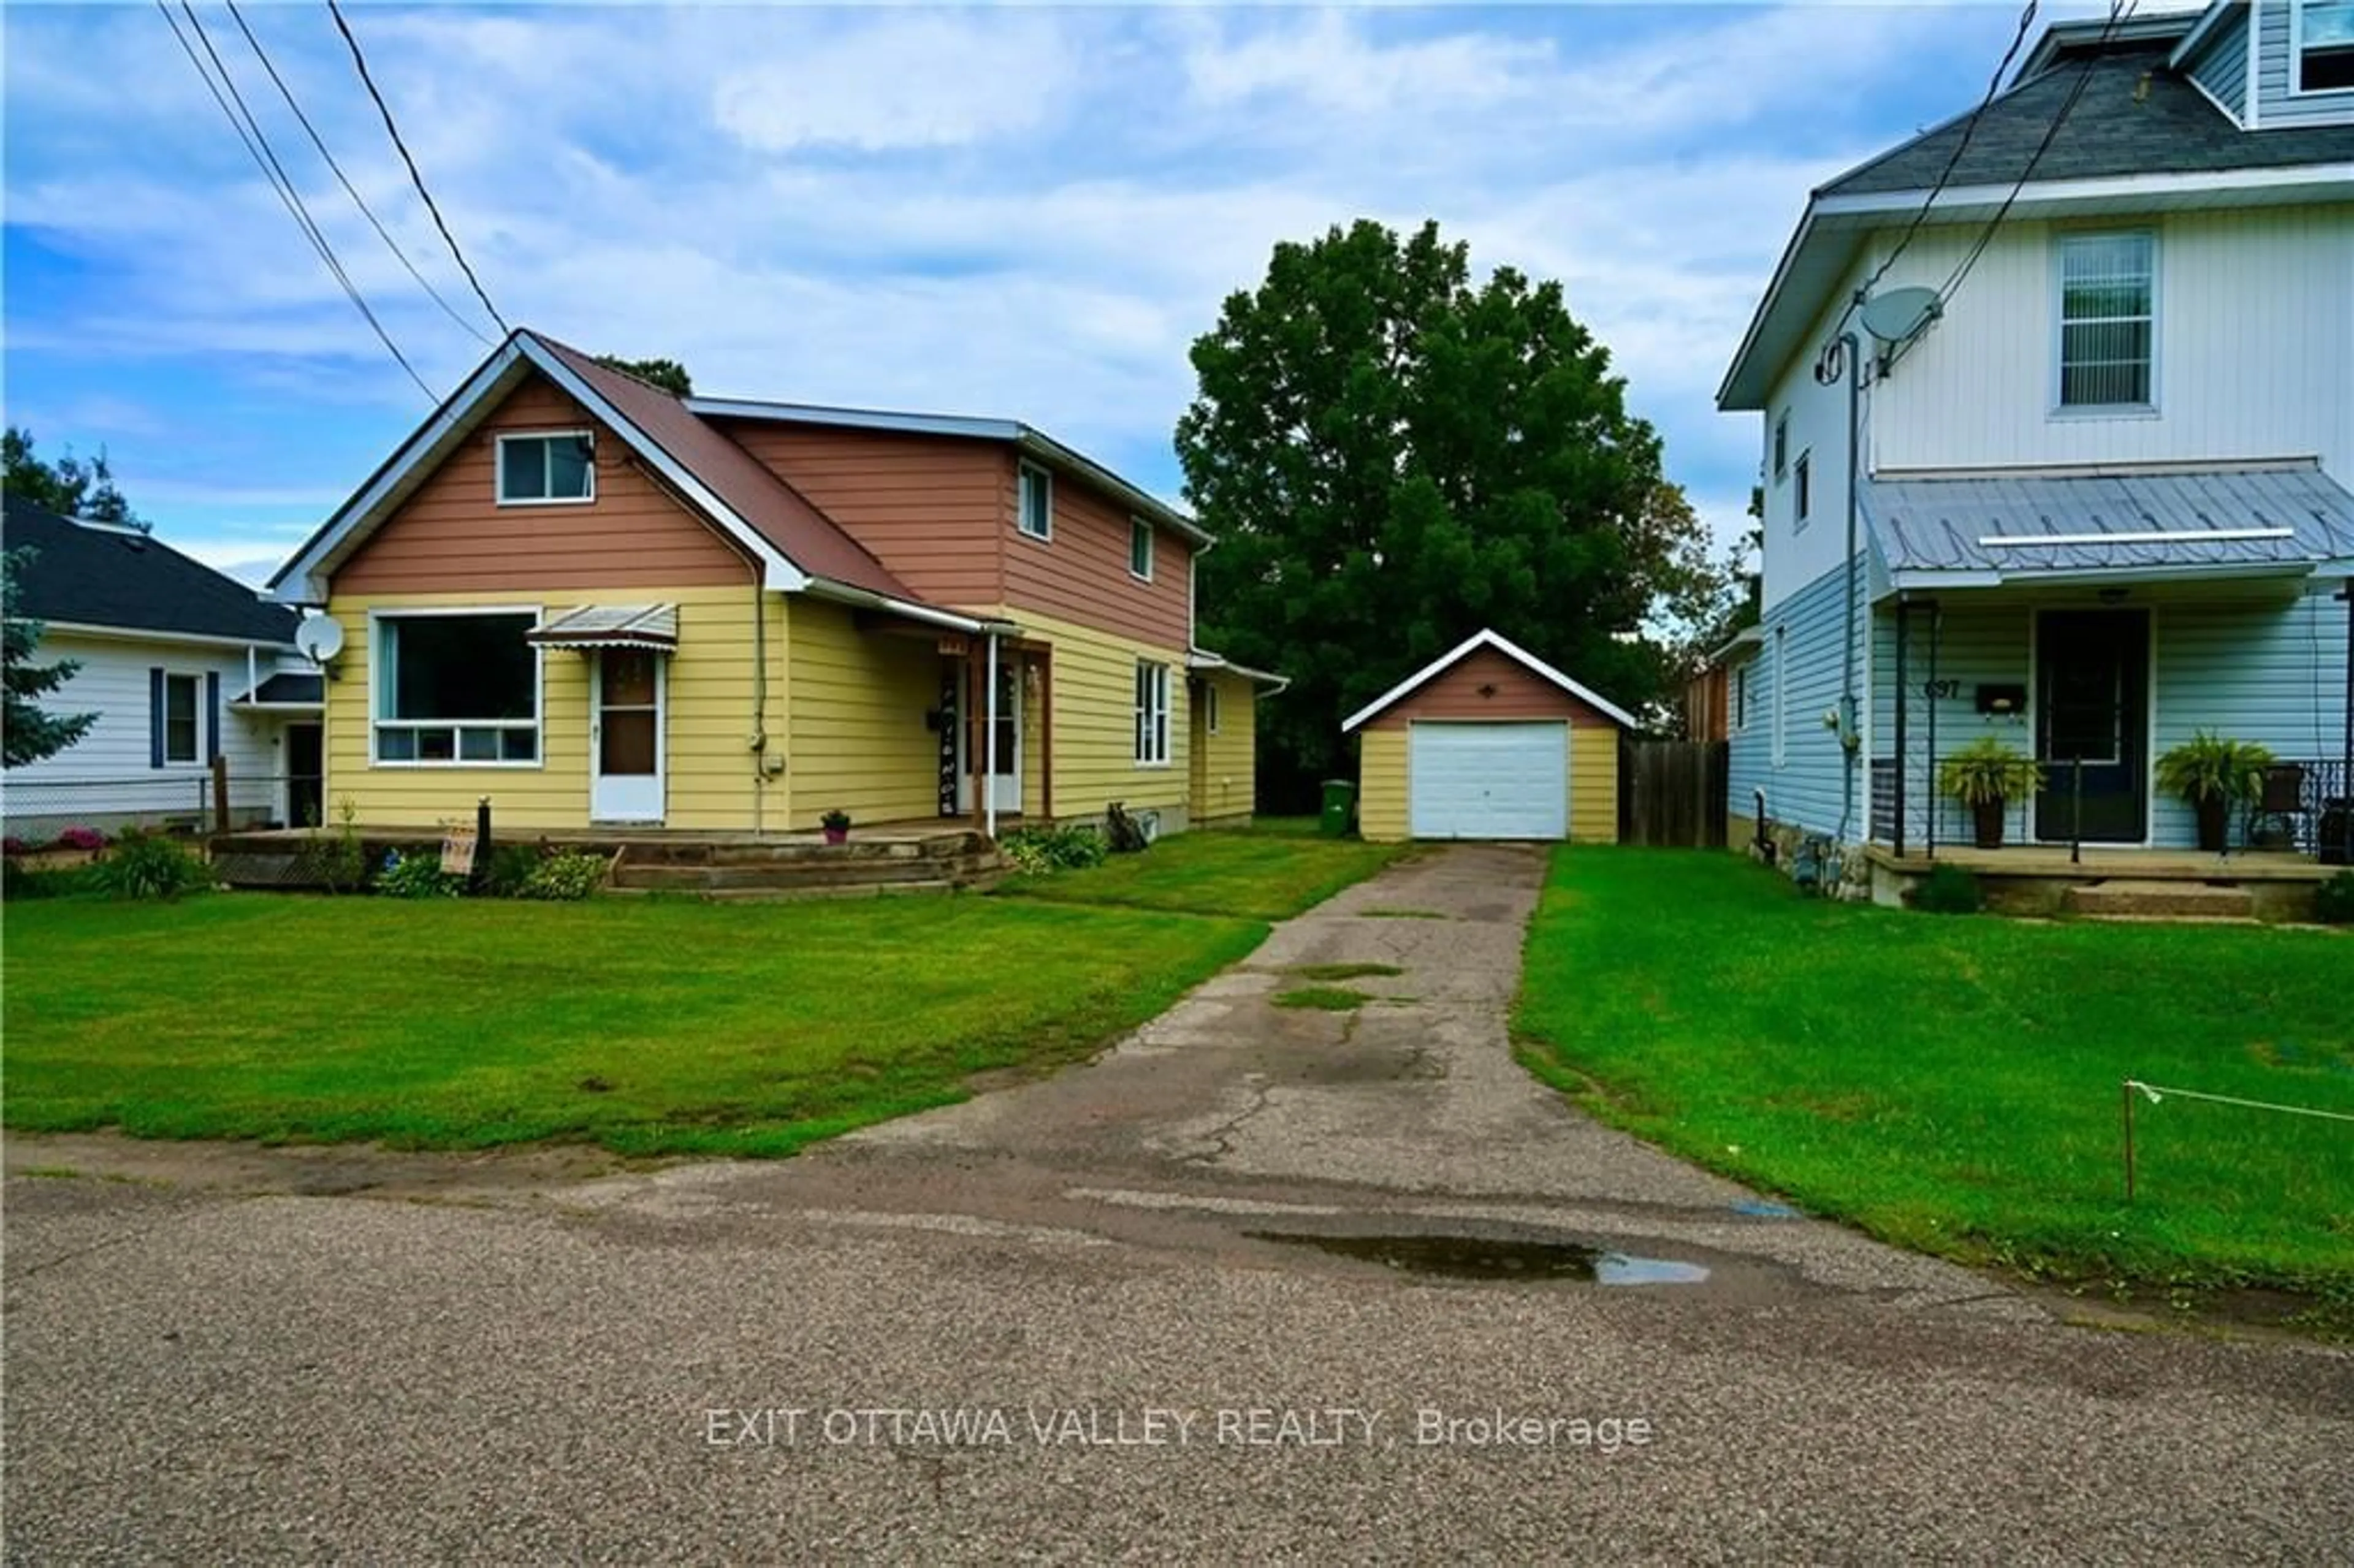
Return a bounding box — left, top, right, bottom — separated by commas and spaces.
1514, 850, 2354, 1324
997, 824, 1406, 921
3, 893, 1265, 1158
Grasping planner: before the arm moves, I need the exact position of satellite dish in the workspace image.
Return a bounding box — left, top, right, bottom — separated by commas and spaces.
295, 614, 346, 664
1860, 286, 1941, 345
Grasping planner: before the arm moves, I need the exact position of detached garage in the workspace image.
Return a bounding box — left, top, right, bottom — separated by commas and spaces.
1344, 629, 1633, 843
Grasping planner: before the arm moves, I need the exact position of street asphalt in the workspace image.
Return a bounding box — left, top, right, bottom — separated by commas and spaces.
6, 843, 2350, 1562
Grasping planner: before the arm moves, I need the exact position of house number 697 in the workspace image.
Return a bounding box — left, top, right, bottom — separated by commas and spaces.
1922, 680, 1961, 699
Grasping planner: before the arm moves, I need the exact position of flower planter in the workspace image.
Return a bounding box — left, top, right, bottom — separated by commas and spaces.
2193, 796, 2229, 854
1971, 801, 2007, 851
822, 827, 849, 847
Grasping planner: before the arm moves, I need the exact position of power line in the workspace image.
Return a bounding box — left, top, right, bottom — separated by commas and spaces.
1837, 0, 2040, 338
1938, 0, 2139, 308
155, 0, 435, 399
326, 0, 509, 336
220, 0, 492, 346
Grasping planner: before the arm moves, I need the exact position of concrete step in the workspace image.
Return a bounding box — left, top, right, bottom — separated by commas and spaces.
2063, 879, 2256, 920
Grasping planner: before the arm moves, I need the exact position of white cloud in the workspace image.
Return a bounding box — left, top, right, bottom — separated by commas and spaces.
4, 0, 2052, 570
710, 12, 1078, 153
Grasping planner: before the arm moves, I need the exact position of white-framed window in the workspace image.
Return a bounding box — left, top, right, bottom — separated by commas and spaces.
161, 672, 201, 764
1017, 462, 1053, 540
1133, 661, 1170, 766
1771, 626, 1788, 767
2056, 231, 2156, 409
1772, 412, 1789, 481
1129, 518, 1154, 580
1204, 681, 1221, 734
2296, 0, 2354, 91
1794, 452, 1812, 530
373, 609, 542, 766
495, 430, 595, 505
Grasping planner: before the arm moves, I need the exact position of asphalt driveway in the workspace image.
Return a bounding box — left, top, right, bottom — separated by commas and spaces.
7, 844, 2350, 1561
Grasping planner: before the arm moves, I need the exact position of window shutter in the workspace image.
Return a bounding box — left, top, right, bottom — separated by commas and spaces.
149, 668, 166, 769
206, 671, 223, 762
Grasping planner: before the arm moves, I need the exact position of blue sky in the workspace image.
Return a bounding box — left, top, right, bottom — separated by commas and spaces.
4, 1, 2136, 584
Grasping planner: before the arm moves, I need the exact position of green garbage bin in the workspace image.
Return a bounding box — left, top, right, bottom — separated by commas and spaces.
1320, 779, 1357, 837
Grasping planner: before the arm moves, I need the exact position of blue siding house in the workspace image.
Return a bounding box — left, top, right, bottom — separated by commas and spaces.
1715, 1, 2354, 901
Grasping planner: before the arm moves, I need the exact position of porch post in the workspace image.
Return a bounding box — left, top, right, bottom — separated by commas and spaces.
1925, 604, 1941, 858
985, 631, 1000, 840
2341, 580, 2352, 864
1893, 599, 1909, 859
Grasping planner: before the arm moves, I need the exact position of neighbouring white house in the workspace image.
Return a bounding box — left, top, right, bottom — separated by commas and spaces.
2, 495, 320, 837
1713, 0, 2354, 907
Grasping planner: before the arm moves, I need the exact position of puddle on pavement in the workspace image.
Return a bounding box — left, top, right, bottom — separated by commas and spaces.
1245, 1231, 1710, 1285
1731, 1200, 1800, 1219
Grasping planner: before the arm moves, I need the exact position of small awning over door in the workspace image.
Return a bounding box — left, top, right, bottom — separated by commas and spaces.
526, 603, 679, 651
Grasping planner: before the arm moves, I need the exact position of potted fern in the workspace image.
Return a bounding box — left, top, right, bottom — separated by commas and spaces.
1937, 737, 2045, 850
820, 808, 852, 847
2155, 731, 2273, 854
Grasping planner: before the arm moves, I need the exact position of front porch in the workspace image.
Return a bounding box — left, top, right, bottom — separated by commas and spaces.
210, 821, 1005, 899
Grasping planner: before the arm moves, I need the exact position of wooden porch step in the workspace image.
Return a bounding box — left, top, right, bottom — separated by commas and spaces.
608, 880, 959, 904
611, 855, 1000, 892
2063, 879, 2256, 921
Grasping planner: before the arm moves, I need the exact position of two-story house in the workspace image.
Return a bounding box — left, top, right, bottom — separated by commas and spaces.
263, 330, 1279, 837
1715, 0, 2353, 901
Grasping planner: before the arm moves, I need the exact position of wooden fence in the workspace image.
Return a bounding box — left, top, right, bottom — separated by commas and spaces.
1620, 739, 1729, 848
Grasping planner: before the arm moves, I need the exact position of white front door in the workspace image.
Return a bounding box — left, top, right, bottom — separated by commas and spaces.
1408, 721, 1567, 839
591, 647, 665, 822
957, 659, 1021, 814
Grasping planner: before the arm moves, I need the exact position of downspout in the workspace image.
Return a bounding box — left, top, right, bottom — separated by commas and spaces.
1813, 327, 1864, 845
750, 569, 768, 836
2341, 580, 2352, 863
984, 630, 1000, 839
1840, 329, 1862, 845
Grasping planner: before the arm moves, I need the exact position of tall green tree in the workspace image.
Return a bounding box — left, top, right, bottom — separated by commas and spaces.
3, 427, 145, 529
593, 356, 693, 397
1178, 219, 1718, 805
2, 548, 97, 767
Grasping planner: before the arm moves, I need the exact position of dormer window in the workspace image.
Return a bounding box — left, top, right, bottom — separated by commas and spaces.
497, 431, 595, 504
2298, 0, 2354, 91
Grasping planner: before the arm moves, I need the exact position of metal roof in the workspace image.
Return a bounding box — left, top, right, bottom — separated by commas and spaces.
525, 602, 681, 650
1861, 465, 2354, 580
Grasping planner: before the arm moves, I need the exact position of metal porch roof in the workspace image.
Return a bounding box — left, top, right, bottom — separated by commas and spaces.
1861, 465, 2354, 580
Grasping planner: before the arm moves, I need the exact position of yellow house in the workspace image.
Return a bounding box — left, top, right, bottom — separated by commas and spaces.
1343, 629, 1631, 843
264, 330, 1281, 837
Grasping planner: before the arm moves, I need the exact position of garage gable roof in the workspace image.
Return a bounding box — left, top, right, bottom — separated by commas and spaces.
1341, 629, 1639, 733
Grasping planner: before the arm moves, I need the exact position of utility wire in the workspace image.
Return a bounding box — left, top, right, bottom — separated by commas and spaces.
1938, 0, 2138, 308
156, 0, 435, 399
1835, 0, 2040, 340
221, 0, 491, 346
326, 0, 509, 337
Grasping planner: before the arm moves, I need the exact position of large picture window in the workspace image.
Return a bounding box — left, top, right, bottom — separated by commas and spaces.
1133, 661, 1170, 766
375, 612, 541, 764
496, 431, 595, 504
2057, 232, 2155, 409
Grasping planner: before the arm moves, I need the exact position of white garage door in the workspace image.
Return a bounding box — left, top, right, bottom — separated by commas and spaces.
1408, 722, 1567, 840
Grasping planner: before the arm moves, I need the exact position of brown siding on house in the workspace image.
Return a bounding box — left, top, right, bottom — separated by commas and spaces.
720, 423, 1007, 609
1005, 463, 1193, 651
337, 376, 752, 593
1362, 647, 1620, 732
